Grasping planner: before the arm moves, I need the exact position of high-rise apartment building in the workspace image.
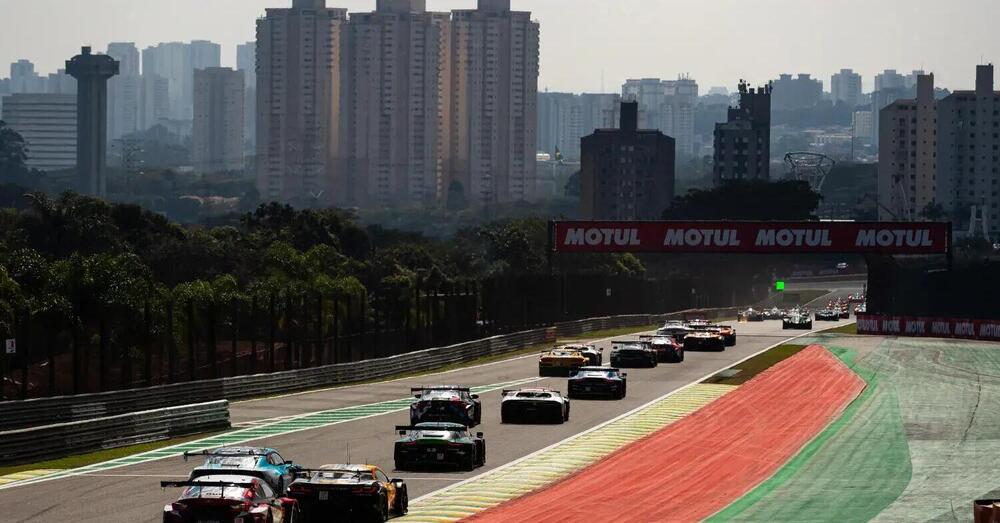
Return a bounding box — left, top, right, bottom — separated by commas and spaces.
581, 101, 675, 220
10, 59, 45, 93
236, 42, 257, 152
936, 65, 1000, 237
256, 0, 348, 206
450, 0, 540, 205
346, 0, 451, 208
106, 43, 141, 140
875, 69, 906, 92
1, 93, 77, 172
142, 41, 220, 122
46, 69, 75, 95
621, 77, 698, 158
714, 81, 772, 184
192, 68, 245, 173
878, 74, 937, 221
622, 79, 667, 130
771, 74, 822, 111
139, 74, 169, 130
831, 68, 863, 107
537, 91, 620, 161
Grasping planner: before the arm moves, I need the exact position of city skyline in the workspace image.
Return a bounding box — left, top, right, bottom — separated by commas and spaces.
2, 0, 1000, 94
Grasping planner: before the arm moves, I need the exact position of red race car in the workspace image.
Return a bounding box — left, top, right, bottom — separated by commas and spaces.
161, 473, 300, 523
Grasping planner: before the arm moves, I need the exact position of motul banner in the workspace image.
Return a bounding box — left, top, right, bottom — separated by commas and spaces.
551, 221, 950, 254
856, 314, 1000, 342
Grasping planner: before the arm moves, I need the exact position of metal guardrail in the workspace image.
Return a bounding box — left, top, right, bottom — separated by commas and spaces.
0, 309, 739, 432
0, 401, 230, 466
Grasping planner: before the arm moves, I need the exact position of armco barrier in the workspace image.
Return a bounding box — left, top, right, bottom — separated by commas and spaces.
856, 314, 1000, 342
0, 401, 230, 466
0, 308, 740, 432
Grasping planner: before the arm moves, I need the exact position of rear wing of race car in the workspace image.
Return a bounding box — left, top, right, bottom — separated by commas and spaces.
395, 425, 470, 434
501, 389, 561, 396
183, 448, 268, 462
160, 480, 256, 489
411, 386, 471, 397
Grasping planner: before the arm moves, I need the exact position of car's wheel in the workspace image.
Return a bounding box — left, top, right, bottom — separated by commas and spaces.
564, 403, 570, 421
462, 451, 476, 471
394, 485, 409, 516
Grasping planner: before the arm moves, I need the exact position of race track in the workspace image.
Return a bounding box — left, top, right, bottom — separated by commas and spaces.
0, 289, 858, 523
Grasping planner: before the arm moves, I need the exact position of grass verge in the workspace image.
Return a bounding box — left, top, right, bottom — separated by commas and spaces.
818, 323, 858, 335
0, 432, 225, 477
702, 344, 809, 386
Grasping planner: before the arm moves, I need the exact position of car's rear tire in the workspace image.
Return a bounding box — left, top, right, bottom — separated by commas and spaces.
462, 452, 476, 471
394, 486, 409, 516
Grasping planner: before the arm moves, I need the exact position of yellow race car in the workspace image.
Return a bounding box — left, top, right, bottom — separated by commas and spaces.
286, 464, 408, 522
539, 348, 589, 377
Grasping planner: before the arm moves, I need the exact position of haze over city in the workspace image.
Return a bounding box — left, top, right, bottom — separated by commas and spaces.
2, 0, 1000, 92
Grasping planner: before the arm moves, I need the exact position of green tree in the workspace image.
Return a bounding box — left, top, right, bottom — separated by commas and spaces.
0, 121, 29, 181
665, 180, 821, 221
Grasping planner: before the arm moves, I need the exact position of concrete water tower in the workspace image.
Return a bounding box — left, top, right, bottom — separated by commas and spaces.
66, 46, 119, 197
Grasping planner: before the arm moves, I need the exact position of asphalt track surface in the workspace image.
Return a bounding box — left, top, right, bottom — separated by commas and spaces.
0, 288, 859, 523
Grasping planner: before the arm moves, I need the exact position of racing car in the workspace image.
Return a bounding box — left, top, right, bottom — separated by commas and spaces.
160, 473, 300, 523
609, 341, 658, 368
410, 386, 482, 427
559, 344, 603, 366
500, 388, 570, 424
713, 325, 737, 346
393, 423, 486, 472
783, 312, 813, 330
683, 330, 726, 351
638, 334, 685, 363
286, 464, 407, 523
567, 367, 627, 400
763, 307, 785, 320
815, 309, 840, 322
538, 348, 590, 377
742, 308, 765, 322
656, 323, 693, 343
183, 447, 300, 492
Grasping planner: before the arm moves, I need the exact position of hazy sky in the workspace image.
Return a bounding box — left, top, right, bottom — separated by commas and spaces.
2, 0, 999, 93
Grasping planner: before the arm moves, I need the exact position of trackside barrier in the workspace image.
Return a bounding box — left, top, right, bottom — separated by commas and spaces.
0, 308, 739, 432
0, 401, 230, 466
856, 314, 1000, 342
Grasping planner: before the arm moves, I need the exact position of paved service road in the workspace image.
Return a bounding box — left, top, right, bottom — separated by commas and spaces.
0, 290, 858, 523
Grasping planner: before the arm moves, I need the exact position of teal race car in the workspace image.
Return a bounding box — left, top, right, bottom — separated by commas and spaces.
393, 423, 486, 472
184, 447, 301, 492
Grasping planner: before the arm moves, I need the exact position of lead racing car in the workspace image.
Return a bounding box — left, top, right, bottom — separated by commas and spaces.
394, 422, 486, 472
286, 464, 407, 523
410, 386, 482, 427
500, 388, 570, 424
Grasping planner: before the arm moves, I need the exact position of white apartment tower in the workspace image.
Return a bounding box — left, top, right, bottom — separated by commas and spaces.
450, 0, 540, 205
193, 67, 245, 173
831, 68, 863, 107
256, 0, 348, 206
347, 0, 451, 208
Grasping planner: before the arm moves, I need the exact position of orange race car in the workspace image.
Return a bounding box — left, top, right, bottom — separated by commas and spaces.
539, 348, 590, 377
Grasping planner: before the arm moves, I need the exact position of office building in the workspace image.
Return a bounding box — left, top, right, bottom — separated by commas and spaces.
875, 69, 906, 92
936, 65, 1000, 237
772, 74, 822, 111
853, 110, 873, 145
1, 93, 77, 172
346, 0, 451, 207
580, 101, 675, 220
449, 0, 540, 205
66, 46, 119, 197
877, 74, 937, 221
10, 59, 45, 93
256, 0, 348, 206
713, 81, 772, 184
192, 68, 245, 173
106, 42, 141, 140
831, 68, 863, 107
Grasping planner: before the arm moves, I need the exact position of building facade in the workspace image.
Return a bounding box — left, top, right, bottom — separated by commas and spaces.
192, 68, 245, 173
1, 93, 77, 172
581, 101, 675, 220
236, 42, 257, 152
9, 59, 46, 93
256, 0, 348, 206
878, 74, 937, 221
139, 74, 170, 130
537, 91, 619, 162
621, 77, 698, 158
713, 81, 772, 184
936, 65, 1000, 237
771, 73, 822, 111
106, 42, 141, 140
450, 0, 540, 205
831, 68, 863, 107
142, 40, 220, 122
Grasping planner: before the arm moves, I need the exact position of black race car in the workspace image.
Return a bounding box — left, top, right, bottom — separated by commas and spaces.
393, 423, 486, 472
286, 464, 407, 523
783, 313, 813, 330
500, 388, 570, 424
567, 367, 627, 400
410, 386, 482, 427
609, 342, 658, 368
742, 308, 765, 322
683, 330, 726, 351
815, 309, 840, 322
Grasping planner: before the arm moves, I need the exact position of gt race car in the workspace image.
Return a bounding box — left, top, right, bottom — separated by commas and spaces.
184, 447, 300, 492
742, 308, 765, 322
538, 348, 589, 377
815, 309, 840, 321
410, 386, 482, 427
568, 367, 627, 400
559, 344, 603, 366
500, 388, 570, 424
656, 324, 693, 343
286, 464, 407, 523
638, 335, 685, 363
683, 330, 726, 351
609, 342, 658, 368
160, 473, 299, 523
394, 423, 486, 472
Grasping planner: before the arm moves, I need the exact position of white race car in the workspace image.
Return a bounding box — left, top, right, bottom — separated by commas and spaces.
500, 388, 570, 424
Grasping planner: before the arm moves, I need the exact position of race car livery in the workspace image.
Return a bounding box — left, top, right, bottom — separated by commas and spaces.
783, 313, 813, 330
638, 334, 684, 363
538, 348, 590, 377
609, 341, 658, 368
815, 309, 840, 321
683, 330, 726, 351
559, 344, 603, 366
160, 473, 299, 523
286, 464, 407, 523
500, 388, 570, 424
410, 386, 482, 427
184, 447, 300, 492
713, 325, 737, 346
656, 324, 694, 343
568, 367, 628, 400
394, 423, 486, 472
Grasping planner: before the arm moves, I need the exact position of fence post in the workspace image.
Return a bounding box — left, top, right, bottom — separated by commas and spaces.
269, 295, 276, 373
187, 300, 196, 382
